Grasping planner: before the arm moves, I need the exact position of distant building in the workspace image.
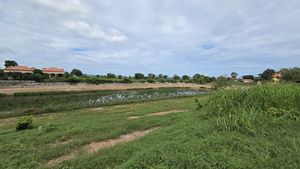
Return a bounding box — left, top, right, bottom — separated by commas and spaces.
241, 75, 254, 84
3, 65, 35, 74
272, 72, 282, 82
42, 67, 65, 75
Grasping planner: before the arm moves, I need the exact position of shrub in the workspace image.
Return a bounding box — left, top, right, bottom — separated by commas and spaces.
213, 76, 231, 90
67, 77, 81, 83
16, 115, 33, 131
121, 78, 132, 83
147, 79, 155, 83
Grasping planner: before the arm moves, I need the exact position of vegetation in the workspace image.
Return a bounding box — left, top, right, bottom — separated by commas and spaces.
203, 84, 300, 134
259, 68, 276, 81
280, 67, 300, 83
0, 85, 299, 168
0, 88, 206, 118
1, 60, 300, 85
71, 68, 83, 77
213, 76, 231, 89
16, 115, 33, 131
4, 60, 18, 67
134, 73, 145, 79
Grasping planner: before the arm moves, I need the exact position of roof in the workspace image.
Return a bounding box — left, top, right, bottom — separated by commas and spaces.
4, 65, 35, 71
42, 67, 65, 73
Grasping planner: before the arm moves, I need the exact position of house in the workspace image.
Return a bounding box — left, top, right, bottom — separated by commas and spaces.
272, 72, 282, 82
3, 65, 35, 74
241, 75, 254, 84
42, 67, 65, 76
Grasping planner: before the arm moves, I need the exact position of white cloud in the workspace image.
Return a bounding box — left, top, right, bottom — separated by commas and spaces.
1, 0, 300, 75
30, 0, 88, 14
63, 21, 127, 42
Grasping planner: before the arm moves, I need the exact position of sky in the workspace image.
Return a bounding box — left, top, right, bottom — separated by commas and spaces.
0, 0, 300, 77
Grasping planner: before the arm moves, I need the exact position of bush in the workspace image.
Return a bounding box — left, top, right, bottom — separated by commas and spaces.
67, 77, 81, 83
147, 79, 155, 83
16, 115, 33, 131
213, 76, 231, 90
121, 78, 132, 83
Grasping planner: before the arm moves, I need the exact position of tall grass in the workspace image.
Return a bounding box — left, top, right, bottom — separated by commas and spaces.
204, 84, 300, 134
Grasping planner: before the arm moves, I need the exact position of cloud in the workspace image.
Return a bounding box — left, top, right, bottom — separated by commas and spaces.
63, 21, 127, 42
29, 0, 88, 15
0, 0, 300, 75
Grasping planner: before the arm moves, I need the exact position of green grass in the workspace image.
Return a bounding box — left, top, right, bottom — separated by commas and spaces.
0, 84, 299, 168
204, 84, 300, 134
0, 88, 206, 118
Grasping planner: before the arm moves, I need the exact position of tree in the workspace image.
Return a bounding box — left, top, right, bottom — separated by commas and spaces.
107, 73, 116, 78
0, 69, 4, 79
192, 73, 213, 84
32, 73, 44, 82
259, 69, 275, 81
182, 75, 190, 80
231, 72, 238, 80
64, 72, 71, 79
134, 73, 145, 79
280, 67, 300, 82
33, 69, 43, 74
4, 60, 18, 67
71, 69, 83, 77
173, 74, 180, 80
147, 73, 155, 79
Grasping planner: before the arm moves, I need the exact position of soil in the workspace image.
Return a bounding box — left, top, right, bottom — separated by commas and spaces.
46, 127, 160, 166
128, 109, 186, 120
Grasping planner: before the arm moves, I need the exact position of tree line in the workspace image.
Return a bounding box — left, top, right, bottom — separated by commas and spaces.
0, 60, 299, 84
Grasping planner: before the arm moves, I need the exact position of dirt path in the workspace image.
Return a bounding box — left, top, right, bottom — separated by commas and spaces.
0, 83, 211, 95
128, 109, 187, 120
46, 127, 160, 166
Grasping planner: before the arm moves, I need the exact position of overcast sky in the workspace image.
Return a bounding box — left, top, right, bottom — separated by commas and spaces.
0, 0, 300, 76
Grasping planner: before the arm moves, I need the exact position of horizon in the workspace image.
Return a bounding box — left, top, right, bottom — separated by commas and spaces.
1, 0, 300, 76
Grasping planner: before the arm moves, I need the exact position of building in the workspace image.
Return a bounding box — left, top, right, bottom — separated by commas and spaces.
3, 65, 35, 74
42, 67, 65, 75
272, 72, 282, 82
241, 75, 254, 84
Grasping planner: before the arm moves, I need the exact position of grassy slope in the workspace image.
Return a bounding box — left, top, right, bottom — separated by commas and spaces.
0, 88, 299, 169
0, 88, 204, 118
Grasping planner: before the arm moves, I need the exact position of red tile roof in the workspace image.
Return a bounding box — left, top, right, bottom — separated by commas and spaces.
4, 66, 35, 72
42, 67, 65, 73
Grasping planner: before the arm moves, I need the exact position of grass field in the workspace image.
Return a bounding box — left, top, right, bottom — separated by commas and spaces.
0, 84, 299, 169
0, 88, 206, 118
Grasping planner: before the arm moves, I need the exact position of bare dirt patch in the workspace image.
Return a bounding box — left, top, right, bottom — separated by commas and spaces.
127, 116, 140, 120
127, 109, 186, 120
84, 127, 159, 154
0, 117, 16, 128
90, 107, 104, 112
46, 152, 77, 167
149, 110, 186, 116
46, 127, 160, 166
